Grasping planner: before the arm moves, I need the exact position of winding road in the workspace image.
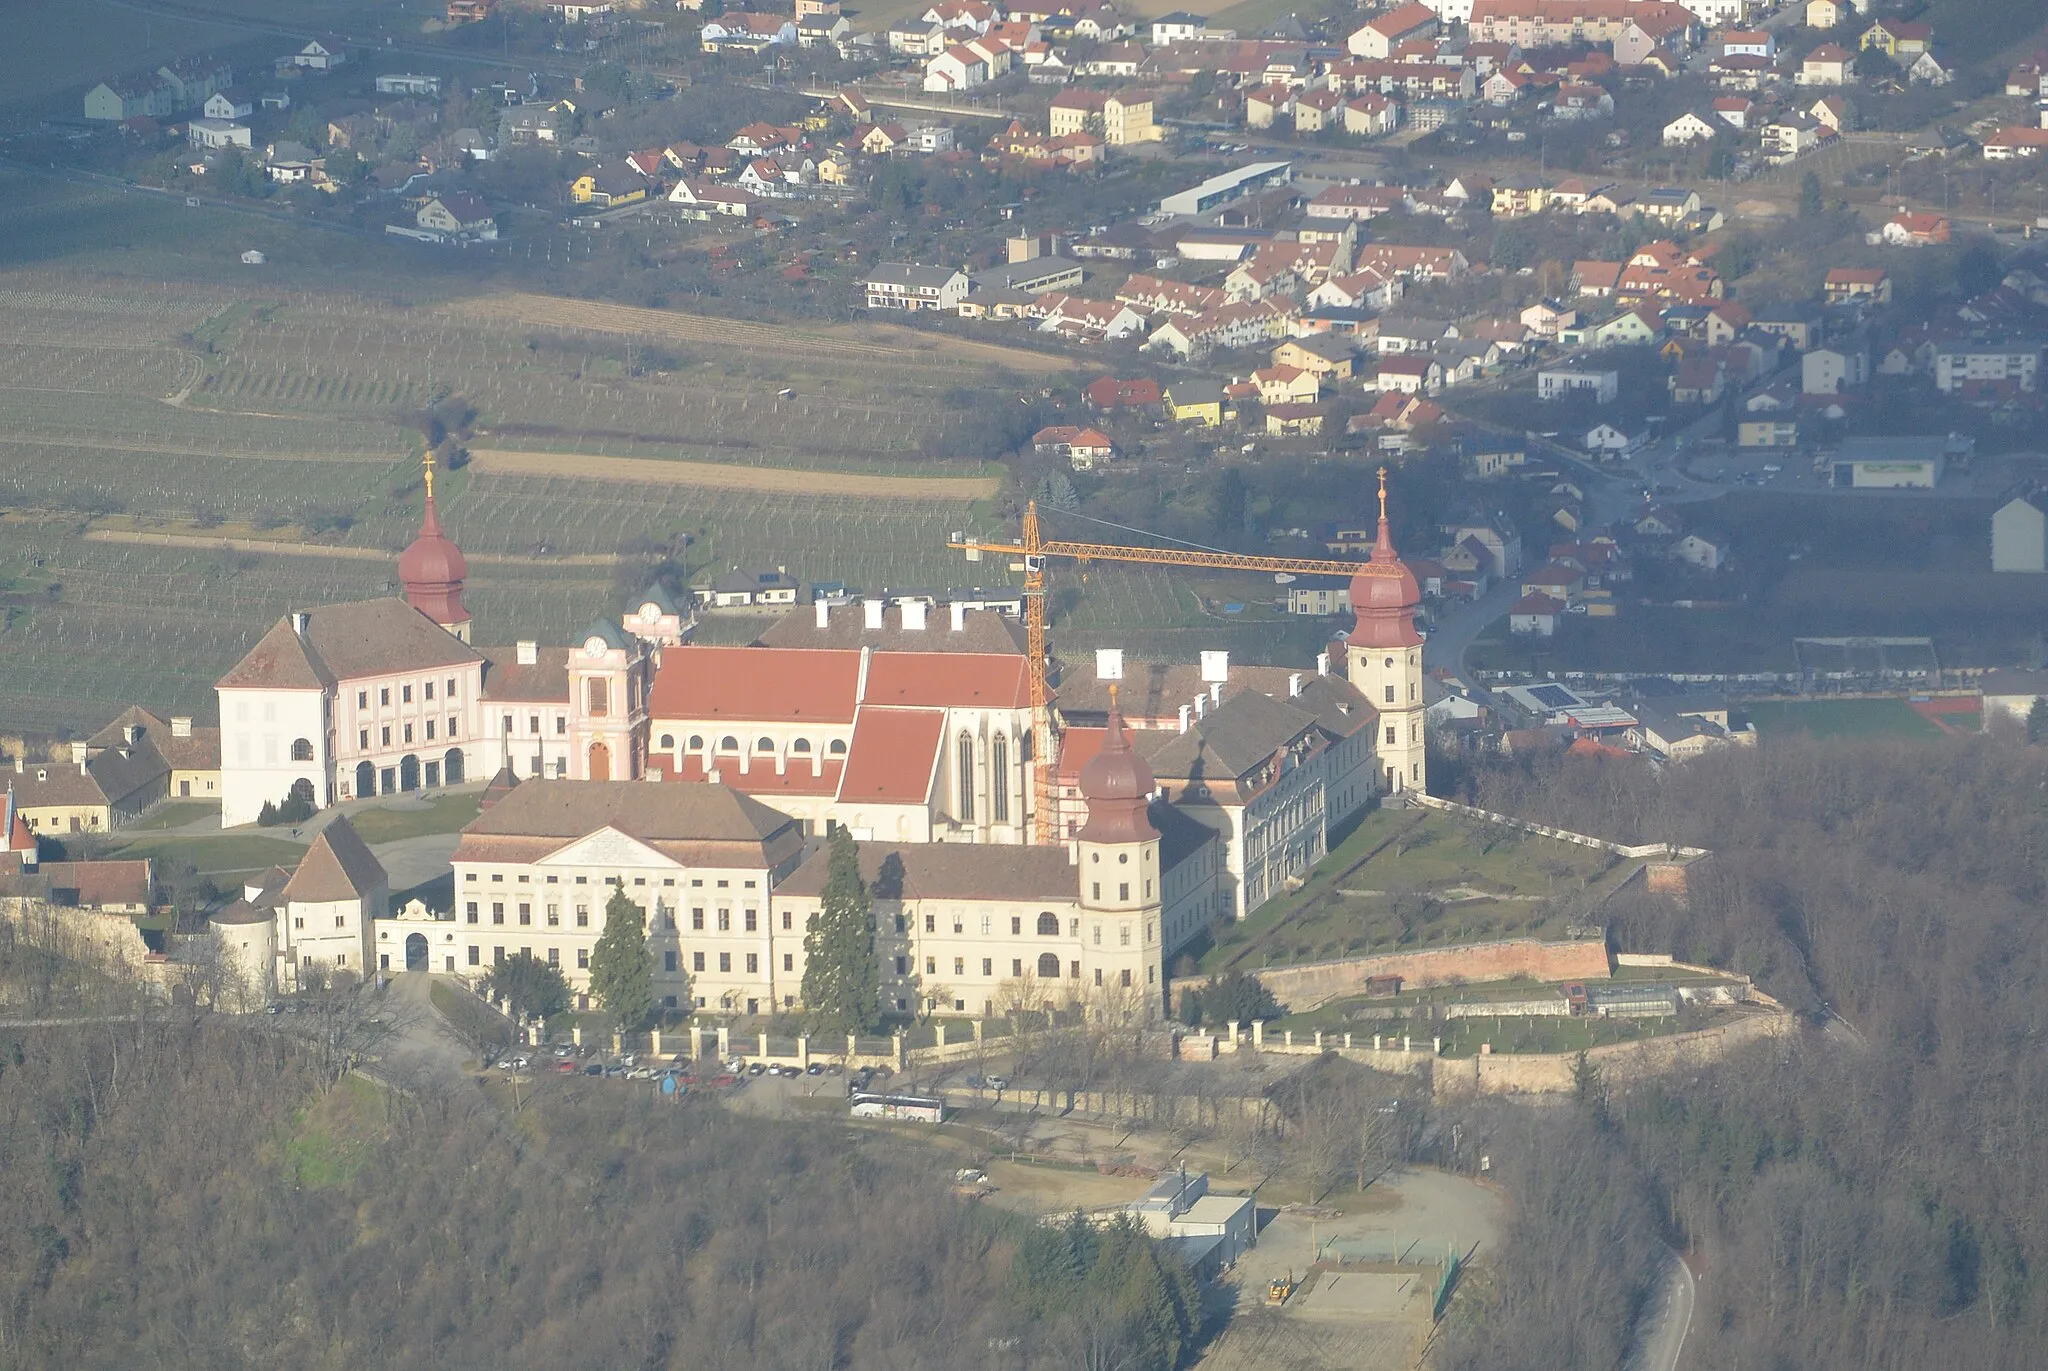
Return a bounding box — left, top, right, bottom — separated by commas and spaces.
1625, 1247, 1696, 1371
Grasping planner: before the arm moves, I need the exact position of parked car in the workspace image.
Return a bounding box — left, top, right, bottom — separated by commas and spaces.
584, 1063, 604, 1075
806, 1063, 824, 1076
557, 1060, 578, 1073
984, 1075, 1009, 1092
747, 1062, 767, 1076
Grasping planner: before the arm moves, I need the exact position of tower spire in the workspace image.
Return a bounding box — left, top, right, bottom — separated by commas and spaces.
398, 448, 469, 638
423, 449, 436, 505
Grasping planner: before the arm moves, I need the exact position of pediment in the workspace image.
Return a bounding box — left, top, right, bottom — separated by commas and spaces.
538, 826, 676, 870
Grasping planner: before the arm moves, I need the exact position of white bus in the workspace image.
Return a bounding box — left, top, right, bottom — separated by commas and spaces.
850, 1092, 945, 1123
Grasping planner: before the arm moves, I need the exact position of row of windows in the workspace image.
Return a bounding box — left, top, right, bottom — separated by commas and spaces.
658, 733, 850, 757
505, 712, 568, 737
464, 871, 758, 890
356, 678, 458, 710
356, 718, 457, 750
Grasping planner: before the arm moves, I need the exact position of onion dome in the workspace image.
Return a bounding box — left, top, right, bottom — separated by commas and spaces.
1078, 687, 1159, 844
1350, 467, 1423, 650
399, 454, 469, 628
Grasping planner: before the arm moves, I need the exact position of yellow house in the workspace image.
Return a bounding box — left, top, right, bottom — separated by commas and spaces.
1166, 379, 1225, 426
569, 164, 648, 207
1104, 93, 1160, 145
1860, 18, 1930, 59
1738, 418, 1798, 448
1273, 338, 1355, 381
1251, 364, 1322, 406
1490, 180, 1548, 218
816, 153, 853, 185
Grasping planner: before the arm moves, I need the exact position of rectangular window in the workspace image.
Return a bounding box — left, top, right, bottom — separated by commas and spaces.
719, 952, 732, 973
954, 957, 965, 976
982, 958, 993, 976
981, 915, 991, 936
446, 678, 456, 696
426, 720, 436, 740
1120, 923, 1131, 946
692, 907, 705, 930
717, 909, 731, 932
555, 715, 567, 735
664, 950, 678, 973
578, 948, 590, 969
448, 716, 458, 738
1012, 959, 1023, 977
925, 914, 936, 933
547, 947, 559, 966
781, 911, 791, 930
744, 909, 757, 932
357, 691, 367, 709
925, 957, 936, 975
1095, 968, 1103, 987
380, 688, 390, 706
546, 904, 559, 926
1011, 916, 1022, 935
894, 956, 908, 976
425, 681, 435, 700
503, 714, 514, 735
529, 714, 540, 735
493, 946, 505, 965
783, 953, 794, 971
693, 951, 705, 972
1092, 923, 1101, 945
1092, 882, 1100, 900
380, 726, 391, 747
1120, 968, 1131, 987
468, 946, 480, 966
358, 729, 369, 749
587, 678, 610, 718
403, 723, 414, 744
1119, 883, 1129, 902
465, 902, 478, 922
746, 953, 759, 974
518, 903, 531, 926
402, 684, 413, 704
1385, 726, 1397, 745
492, 902, 504, 925
576, 905, 589, 928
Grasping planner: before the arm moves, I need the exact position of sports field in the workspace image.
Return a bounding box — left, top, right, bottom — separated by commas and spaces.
1743, 698, 1943, 740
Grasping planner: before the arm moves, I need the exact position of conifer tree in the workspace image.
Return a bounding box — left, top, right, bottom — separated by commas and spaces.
802, 828, 880, 1035
589, 882, 655, 1031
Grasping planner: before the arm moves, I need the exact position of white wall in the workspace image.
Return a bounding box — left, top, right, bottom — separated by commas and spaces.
219, 686, 329, 826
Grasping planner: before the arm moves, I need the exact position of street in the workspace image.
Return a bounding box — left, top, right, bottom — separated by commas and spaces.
1624, 1246, 1696, 1371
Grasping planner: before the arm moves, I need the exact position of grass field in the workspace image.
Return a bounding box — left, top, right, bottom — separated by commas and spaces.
0, 0, 240, 119
1744, 698, 1942, 740
1200, 808, 1632, 974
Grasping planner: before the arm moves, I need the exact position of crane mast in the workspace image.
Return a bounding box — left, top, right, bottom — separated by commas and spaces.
952, 503, 1381, 844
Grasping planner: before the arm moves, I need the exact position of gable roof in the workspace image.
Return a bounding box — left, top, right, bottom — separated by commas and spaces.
836, 708, 945, 802
457, 778, 799, 848
284, 817, 387, 903
218, 599, 481, 690
1138, 688, 1319, 784
649, 646, 861, 722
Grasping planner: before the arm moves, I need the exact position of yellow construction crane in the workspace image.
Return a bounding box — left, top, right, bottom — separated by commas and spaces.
951, 475, 1395, 844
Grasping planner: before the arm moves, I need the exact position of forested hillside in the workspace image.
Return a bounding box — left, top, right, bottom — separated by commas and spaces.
0, 1015, 1184, 1370
1437, 729, 2048, 1371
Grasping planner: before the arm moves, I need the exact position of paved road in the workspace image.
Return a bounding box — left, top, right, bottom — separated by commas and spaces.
1625, 1246, 1696, 1371
1422, 576, 1520, 678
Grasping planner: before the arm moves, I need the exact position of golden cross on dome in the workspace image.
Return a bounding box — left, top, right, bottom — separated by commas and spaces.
423, 449, 436, 503
1377, 465, 1388, 521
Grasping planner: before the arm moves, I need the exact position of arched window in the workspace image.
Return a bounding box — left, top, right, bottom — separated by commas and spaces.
958, 733, 975, 822
1036, 911, 1059, 936
659, 734, 675, 749
1037, 951, 1061, 979
991, 735, 1009, 823
791, 738, 812, 753
756, 737, 775, 753
719, 735, 739, 752
689, 735, 704, 750
828, 739, 847, 756
289, 737, 314, 761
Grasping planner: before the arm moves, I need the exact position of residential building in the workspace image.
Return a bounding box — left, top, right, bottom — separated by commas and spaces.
1934, 341, 2040, 395
865, 263, 970, 311
1823, 266, 1890, 304
1537, 368, 1619, 403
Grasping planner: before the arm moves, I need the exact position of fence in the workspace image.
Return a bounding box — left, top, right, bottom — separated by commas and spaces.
1409, 793, 1709, 862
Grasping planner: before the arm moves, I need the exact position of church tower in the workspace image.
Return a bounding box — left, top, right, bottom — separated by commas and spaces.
1076, 687, 1164, 1018
1346, 469, 1427, 796
398, 452, 471, 642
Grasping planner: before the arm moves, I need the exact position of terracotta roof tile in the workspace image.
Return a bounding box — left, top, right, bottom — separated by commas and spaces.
649, 646, 860, 723
218, 599, 479, 691
778, 841, 1080, 900
836, 709, 945, 803
861, 653, 1031, 709
480, 644, 572, 701
284, 817, 387, 903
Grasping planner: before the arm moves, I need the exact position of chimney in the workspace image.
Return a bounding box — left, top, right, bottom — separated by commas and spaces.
1095, 647, 1124, 681
1178, 703, 1191, 733
1209, 682, 1222, 705
815, 599, 831, 629
1288, 672, 1303, 698
1193, 694, 1206, 720
71, 742, 89, 767
863, 598, 885, 630
903, 599, 928, 631
949, 600, 966, 632
291, 611, 310, 636
707, 766, 722, 785
516, 640, 538, 666
1316, 650, 1330, 676
11, 755, 20, 774
171, 716, 192, 738
856, 644, 872, 702
1200, 649, 1230, 683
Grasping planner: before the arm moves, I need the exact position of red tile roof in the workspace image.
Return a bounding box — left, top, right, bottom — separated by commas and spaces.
861, 653, 1031, 709
836, 709, 944, 802
649, 646, 860, 722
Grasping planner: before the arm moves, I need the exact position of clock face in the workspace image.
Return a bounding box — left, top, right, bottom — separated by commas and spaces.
641, 604, 658, 621
585, 638, 606, 657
